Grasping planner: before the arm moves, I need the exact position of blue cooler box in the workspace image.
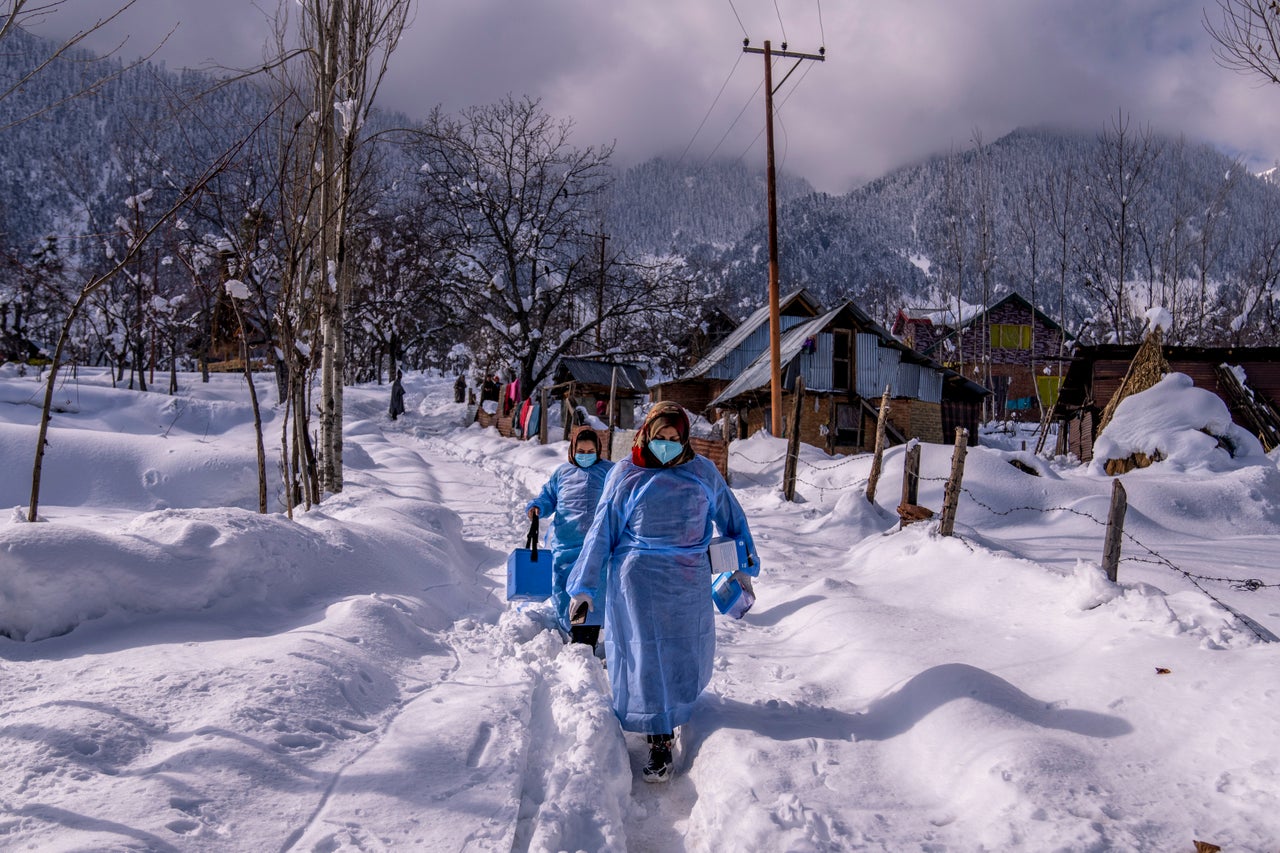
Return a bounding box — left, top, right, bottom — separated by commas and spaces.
506, 547, 552, 601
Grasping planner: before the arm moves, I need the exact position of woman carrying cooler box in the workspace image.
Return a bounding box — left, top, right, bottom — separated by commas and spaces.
566, 402, 760, 783
525, 426, 613, 649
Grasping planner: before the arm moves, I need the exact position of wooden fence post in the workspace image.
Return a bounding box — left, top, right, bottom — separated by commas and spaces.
783, 376, 805, 501
900, 438, 921, 506
865, 386, 891, 502
1102, 479, 1127, 583
938, 427, 969, 536
895, 442, 931, 528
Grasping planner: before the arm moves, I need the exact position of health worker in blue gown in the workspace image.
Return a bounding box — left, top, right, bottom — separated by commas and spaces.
566, 402, 760, 782
525, 426, 613, 648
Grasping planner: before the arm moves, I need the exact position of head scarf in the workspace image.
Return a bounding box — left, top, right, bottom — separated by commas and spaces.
632, 402, 695, 467
569, 426, 602, 465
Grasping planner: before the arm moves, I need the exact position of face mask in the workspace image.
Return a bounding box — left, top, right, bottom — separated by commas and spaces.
574, 452, 598, 468
648, 439, 683, 465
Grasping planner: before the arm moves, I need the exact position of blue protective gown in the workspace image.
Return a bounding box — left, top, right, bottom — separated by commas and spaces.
567, 454, 759, 734
525, 458, 614, 631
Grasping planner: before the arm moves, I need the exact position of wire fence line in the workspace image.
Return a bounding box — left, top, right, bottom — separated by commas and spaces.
726, 445, 1277, 640
932, 477, 1277, 642
736, 457, 1277, 586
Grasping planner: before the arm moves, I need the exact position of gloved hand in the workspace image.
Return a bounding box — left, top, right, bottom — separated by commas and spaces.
569, 593, 594, 625
527, 506, 539, 520
732, 571, 755, 598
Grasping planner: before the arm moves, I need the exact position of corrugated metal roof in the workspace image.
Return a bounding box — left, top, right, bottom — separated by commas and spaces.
680, 288, 819, 380
556, 357, 649, 392
709, 305, 845, 407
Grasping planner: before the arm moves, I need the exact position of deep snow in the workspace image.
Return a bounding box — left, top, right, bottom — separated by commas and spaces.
1, 365, 1278, 852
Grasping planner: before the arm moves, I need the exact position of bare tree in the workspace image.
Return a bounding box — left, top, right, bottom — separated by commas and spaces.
268, 0, 411, 498
1, 0, 156, 132
413, 96, 659, 392
971, 130, 997, 418
27, 150, 243, 521
1081, 111, 1162, 343
936, 147, 969, 375
1041, 162, 1080, 362
1190, 162, 1239, 342
1205, 0, 1280, 83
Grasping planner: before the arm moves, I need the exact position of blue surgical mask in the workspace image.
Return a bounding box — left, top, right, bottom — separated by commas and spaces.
649, 439, 683, 465
574, 452, 598, 468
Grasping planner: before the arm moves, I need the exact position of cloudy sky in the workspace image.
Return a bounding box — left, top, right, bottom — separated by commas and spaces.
34, 0, 1280, 193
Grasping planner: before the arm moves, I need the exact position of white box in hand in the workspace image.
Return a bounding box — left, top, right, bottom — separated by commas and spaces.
708, 536, 749, 574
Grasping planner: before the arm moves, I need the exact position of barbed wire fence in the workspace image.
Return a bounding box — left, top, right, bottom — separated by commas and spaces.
730, 440, 1279, 643
922, 468, 1278, 642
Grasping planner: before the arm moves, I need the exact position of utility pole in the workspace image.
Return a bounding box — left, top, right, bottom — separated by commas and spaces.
744, 38, 824, 436
588, 231, 609, 350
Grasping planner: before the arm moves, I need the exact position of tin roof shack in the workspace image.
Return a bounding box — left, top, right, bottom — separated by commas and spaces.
908, 292, 1072, 422
552, 357, 649, 434
652, 289, 825, 415
694, 300, 987, 455
1051, 344, 1280, 462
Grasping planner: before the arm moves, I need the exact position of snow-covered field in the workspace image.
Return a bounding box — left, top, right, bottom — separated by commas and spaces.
1, 365, 1278, 852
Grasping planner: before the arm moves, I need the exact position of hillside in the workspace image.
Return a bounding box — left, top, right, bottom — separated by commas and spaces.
5, 26, 1279, 358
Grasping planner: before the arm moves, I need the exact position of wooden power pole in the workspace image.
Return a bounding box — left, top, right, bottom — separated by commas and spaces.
744, 39, 823, 436
588, 232, 609, 349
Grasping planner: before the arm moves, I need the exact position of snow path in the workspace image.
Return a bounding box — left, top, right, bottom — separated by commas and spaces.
276, 418, 633, 852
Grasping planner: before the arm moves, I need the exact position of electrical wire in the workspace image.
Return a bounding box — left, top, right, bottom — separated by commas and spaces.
773, 0, 789, 44
733, 58, 816, 166
726, 0, 749, 38
702, 74, 765, 166
678, 52, 745, 166
816, 0, 826, 47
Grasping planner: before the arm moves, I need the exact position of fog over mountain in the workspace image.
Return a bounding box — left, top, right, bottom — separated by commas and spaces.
4, 27, 1279, 367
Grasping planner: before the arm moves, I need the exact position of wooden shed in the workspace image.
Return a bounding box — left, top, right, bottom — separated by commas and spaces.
552, 357, 649, 432
1051, 344, 1280, 461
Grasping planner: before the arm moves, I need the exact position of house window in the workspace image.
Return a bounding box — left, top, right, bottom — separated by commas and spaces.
834, 403, 860, 446
990, 324, 1032, 349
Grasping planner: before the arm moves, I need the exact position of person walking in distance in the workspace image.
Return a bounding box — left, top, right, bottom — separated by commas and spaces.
389, 370, 406, 421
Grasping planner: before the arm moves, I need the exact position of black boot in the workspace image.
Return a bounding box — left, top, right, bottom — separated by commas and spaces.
643, 734, 673, 783
570, 624, 600, 651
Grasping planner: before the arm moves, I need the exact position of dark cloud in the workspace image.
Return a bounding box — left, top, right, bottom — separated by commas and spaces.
31, 0, 1280, 192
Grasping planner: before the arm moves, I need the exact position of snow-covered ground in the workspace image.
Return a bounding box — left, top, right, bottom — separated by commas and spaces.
1, 365, 1278, 852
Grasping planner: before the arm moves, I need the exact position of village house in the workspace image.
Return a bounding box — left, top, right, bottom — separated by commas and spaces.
895, 292, 1072, 423
550, 356, 648, 433
654, 292, 988, 455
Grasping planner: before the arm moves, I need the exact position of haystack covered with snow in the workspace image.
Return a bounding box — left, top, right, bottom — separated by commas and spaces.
1091, 371, 1265, 474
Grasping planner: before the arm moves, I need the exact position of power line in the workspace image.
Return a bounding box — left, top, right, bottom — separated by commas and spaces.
773, 0, 789, 44
816, 0, 826, 47
734, 58, 816, 166
726, 0, 749, 38
678, 52, 745, 166
701, 75, 757, 167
